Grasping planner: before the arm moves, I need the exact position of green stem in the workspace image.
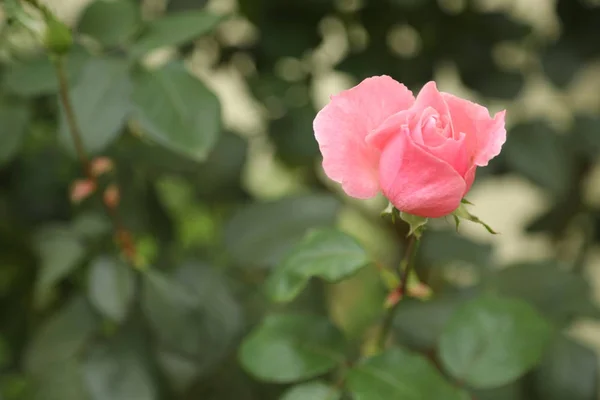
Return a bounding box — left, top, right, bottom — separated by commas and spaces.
376, 234, 421, 351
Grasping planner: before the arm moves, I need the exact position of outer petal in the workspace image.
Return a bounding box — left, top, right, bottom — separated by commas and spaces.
379, 132, 466, 218
314, 76, 414, 198
442, 93, 507, 167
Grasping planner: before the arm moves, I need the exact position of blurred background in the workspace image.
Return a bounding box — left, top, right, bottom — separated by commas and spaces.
1, 0, 600, 398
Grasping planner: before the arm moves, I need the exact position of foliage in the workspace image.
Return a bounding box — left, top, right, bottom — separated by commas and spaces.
1, 0, 600, 399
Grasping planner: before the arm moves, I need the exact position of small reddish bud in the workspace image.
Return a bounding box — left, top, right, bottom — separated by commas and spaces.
384, 287, 403, 309
70, 179, 96, 204
90, 157, 114, 177
103, 184, 120, 208
408, 282, 433, 300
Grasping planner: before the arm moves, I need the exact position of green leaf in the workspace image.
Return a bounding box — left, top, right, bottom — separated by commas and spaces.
130, 11, 224, 57
266, 229, 370, 303
504, 121, 574, 199
78, 0, 141, 47
488, 261, 592, 325
32, 359, 89, 400
2, 50, 88, 97
132, 63, 221, 162
0, 99, 30, 165
71, 212, 112, 239
225, 194, 341, 268
439, 295, 552, 389
239, 314, 346, 383
280, 381, 341, 400
24, 297, 98, 375
33, 225, 86, 307
417, 229, 492, 270
533, 334, 598, 400
87, 256, 134, 322
142, 263, 242, 389
83, 337, 157, 400
346, 347, 469, 400
59, 57, 132, 155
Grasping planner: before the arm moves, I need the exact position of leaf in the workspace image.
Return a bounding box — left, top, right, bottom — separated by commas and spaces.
0, 99, 30, 165
239, 313, 346, 383
71, 212, 112, 239
59, 57, 132, 155
280, 381, 341, 400
2, 50, 88, 97
488, 261, 591, 325
25, 297, 98, 375
33, 225, 86, 307
132, 63, 221, 162
417, 229, 492, 269
266, 229, 370, 303
87, 256, 134, 322
439, 295, 552, 389
225, 194, 341, 268
130, 11, 225, 57
504, 121, 574, 199
346, 347, 469, 400
142, 263, 242, 389
533, 334, 598, 400
32, 359, 89, 400
83, 336, 157, 400
78, 0, 141, 47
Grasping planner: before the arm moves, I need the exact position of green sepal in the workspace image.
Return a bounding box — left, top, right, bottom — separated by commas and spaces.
44, 15, 73, 55
452, 202, 498, 235
399, 212, 428, 239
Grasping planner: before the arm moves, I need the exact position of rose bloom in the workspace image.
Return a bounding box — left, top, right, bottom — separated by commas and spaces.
313, 76, 506, 218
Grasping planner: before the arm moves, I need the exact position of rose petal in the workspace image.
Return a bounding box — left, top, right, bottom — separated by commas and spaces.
442, 93, 507, 167
314, 76, 414, 198
412, 82, 456, 138
379, 132, 466, 218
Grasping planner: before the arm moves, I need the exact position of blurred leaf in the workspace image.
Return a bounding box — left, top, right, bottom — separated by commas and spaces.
71, 212, 112, 239
0, 99, 30, 165
59, 57, 132, 155
225, 194, 341, 268
346, 347, 469, 400
280, 381, 341, 400
142, 263, 242, 390
87, 256, 134, 322
2, 50, 88, 97
32, 359, 89, 400
239, 313, 346, 383
488, 261, 591, 325
542, 42, 582, 88
25, 297, 98, 375
78, 0, 141, 47
470, 382, 526, 400
573, 114, 600, 159
266, 229, 370, 303
270, 105, 320, 167
439, 295, 552, 389
533, 334, 598, 400
504, 121, 574, 199
417, 229, 493, 269
33, 225, 86, 307
83, 335, 157, 400
132, 63, 221, 162
130, 11, 225, 57
393, 294, 472, 351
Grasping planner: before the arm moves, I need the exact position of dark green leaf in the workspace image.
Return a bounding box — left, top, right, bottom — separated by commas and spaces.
417, 229, 493, 269
439, 295, 552, 389
470, 382, 526, 400
142, 263, 242, 389
224, 194, 340, 268
25, 298, 98, 375
78, 0, 141, 47
533, 334, 598, 400
87, 256, 134, 322
130, 11, 224, 57
504, 121, 574, 199
71, 212, 112, 239
33, 225, 86, 307
573, 114, 600, 159
280, 381, 341, 400
59, 57, 132, 155
266, 229, 370, 303
132, 63, 221, 162
346, 347, 469, 400
488, 261, 591, 324
83, 337, 157, 400
32, 359, 89, 400
0, 99, 30, 165
239, 314, 346, 383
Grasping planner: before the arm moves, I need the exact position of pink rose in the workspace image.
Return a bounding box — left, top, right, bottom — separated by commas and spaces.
313, 76, 506, 218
